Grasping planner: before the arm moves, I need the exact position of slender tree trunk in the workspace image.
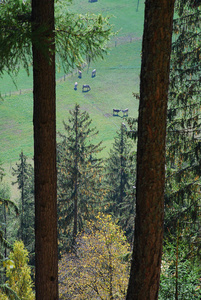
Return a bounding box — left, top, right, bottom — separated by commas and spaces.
175, 221, 179, 300
4, 203, 7, 259
109, 251, 113, 300
32, 0, 58, 299
126, 0, 175, 299
73, 108, 78, 244
120, 127, 124, 207
21, 154, 24, 242
136, 0, 140, 12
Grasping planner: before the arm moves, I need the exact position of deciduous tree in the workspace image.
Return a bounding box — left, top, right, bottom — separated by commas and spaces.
5, 240, 34, 300
59, 213, 130, 300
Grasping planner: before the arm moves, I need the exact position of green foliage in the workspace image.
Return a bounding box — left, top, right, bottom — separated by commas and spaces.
163, 4, 201, 298
55, 1, 114, 72
12, 151, 34, 253
0, 195, 19, 260
0, 0, 32, 76
59, 213, 130, 299
0, 182, 18, 261
159, 237, 201, 299
0, 284, 20, 300
165, 0, 201, 251
57, 104, 105, 251
0, 0, 113, 82
103, 123, 136, 242
4, 240, 34, 300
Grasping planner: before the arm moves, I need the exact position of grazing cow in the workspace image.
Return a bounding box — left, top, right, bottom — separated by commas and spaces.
122, 108, 128, 117
122, 122, 127, 130
74, 82, 78, 90
113, 109, 121, 116
78, 70, 82, 78
82, 84, 91, 92
92, 69, 96, 78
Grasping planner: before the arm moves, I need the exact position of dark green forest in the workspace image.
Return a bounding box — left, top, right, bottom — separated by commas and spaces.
0, 0, 201, 299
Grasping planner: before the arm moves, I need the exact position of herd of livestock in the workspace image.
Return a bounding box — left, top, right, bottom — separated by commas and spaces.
74, 69, 96, 92
74, 68, 128, 117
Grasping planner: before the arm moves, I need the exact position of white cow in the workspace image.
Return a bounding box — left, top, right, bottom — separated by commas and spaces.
122, 108, 128, 117
78, 70, 82, 78
74, 82, 78, 90
113, 109, 121, 116
92, 69, 96, 78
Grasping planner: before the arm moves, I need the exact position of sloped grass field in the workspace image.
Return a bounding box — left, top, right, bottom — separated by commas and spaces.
0, 0, 144, 167
67, 0, 144, 38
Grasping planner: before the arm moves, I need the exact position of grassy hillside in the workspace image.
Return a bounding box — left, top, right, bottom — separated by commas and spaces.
0, 0, 144, 169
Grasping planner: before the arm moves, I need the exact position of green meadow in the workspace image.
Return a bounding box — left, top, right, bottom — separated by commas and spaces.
0, 0, 144, 170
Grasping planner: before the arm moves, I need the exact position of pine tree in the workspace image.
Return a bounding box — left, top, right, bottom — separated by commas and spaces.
57, 104, 104, 251
0, 172, 18, 260
0, 172, 19, 299
104, 123, 136, 242
0, 186, 13, 260
12, 151, 34, 252
165, 0, 201, 254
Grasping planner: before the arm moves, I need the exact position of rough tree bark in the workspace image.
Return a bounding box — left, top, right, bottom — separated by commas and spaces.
32, 0, 58, 299
126, 0, 175, 299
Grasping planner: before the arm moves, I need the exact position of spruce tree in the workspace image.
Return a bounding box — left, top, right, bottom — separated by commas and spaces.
0, 170, 18, 293
0, 170, 18, 258
12, 151, 34, 252
104, 123, 136, 242
0, 185, 12, 259
57, 104, 104, 251
165, 0, 201, 253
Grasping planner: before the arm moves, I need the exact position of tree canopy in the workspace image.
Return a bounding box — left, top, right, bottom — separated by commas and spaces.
59, 213, 130, 300
0, 0, 113, 80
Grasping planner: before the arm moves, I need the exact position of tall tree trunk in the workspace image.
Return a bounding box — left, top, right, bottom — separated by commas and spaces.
120, 126, 124, 207
32, 0, 58, 299
73, 108, 78, 245
21, 153, 24, 242
3, 203, 7, 283
136, 0, 140, 12
126, 0, 175, 299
